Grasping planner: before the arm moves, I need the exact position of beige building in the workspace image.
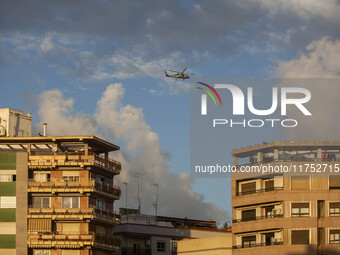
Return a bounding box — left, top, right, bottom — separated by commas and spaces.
177, 236, 232, 255
114, 211, 230, 255
0, 109, 122, 255
232, 141, 340, 255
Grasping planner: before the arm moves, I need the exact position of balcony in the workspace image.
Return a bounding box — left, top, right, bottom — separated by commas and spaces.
27, 231, 120, 250
27, 206, 120, 224
27, 179, 121, 199
233, 214, 283, 223
28, 153, 121, 174
233, 241, 283, 249
236, 187, 283, 196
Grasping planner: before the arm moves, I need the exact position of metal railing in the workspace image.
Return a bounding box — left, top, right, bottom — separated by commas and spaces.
28, 153, 121, 174
27, 178, 121, 198
236, 187, 283, 196
233, 241, 283, 249
27, 205, 120, 223
232, 214, 283, 223
27, 231, 121, 247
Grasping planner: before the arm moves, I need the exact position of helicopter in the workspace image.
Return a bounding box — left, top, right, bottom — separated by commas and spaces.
165, 68, 193, 80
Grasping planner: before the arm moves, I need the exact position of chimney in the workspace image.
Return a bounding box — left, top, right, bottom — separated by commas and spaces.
43, 123, 47, 137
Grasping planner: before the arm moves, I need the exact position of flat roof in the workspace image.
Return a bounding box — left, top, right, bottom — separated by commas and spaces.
0, 136, 120, 153
232, 140, 340, 157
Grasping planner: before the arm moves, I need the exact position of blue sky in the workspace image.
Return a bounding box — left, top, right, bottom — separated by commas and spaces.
1, 0, 340, 224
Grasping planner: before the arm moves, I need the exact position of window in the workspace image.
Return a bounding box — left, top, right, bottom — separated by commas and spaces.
95, 176, 104, 183
242, 209, 256, 221
330, 230, 340, 244
292, 203, 309, 217
242, 236, 256, 248
34, 173, 50, 182
157, 241, 166, 252
62, 197, 79, 208
329, 175, 340, 189
62, 223, 80, 234
240, 182, 256, 194
265, 180, 274, 191
291, 176, 309, 190
33, 250, 50, 255
32, 197, 50, 208
265, 206, 275, 218
133, 244, 141, 253
171, 241, 178, 251
0, 196, 16, 208
96, 200, 105, 210
330, 203, 340, 216
62, 171, 79, 182
291, 230, 309, 244
0, 174, 15, 182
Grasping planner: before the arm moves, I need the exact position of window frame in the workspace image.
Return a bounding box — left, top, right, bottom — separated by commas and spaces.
291, 229, 310, 245
62, 197, 79, 208
291, 202, 310, 217
157, 240, 166, 252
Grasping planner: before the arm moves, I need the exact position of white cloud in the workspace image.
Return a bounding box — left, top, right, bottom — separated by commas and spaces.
274, 37, 340, 141
36, 83, 228, 222
40, 34, 54, 52
275, 37, 340, 77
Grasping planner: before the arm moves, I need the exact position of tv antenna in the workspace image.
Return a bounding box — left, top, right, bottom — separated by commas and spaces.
153, 183, 159, 216
133, 173, 143, 212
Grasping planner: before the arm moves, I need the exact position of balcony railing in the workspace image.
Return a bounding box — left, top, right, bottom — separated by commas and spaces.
233, 241, 283, 249
27, 206, 120, 224
28, 153, 121, 174
232, 214, 283, 223
236, 187, 283, 196
27, 179, 121, 199
27, 231, 121, 250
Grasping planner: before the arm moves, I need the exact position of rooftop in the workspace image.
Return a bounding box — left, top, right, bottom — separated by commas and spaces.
0, 135, 120, 153
232, 140, 340, 158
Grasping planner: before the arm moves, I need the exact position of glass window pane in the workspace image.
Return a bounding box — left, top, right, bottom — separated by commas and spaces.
42, 197, 49, 208
62, 197, 70, 208
301, 208, 309, 214
72, 197, 79, 208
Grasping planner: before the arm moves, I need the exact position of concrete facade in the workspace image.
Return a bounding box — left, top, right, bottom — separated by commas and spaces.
177, 236, 232, 255
232, 141, 340, 255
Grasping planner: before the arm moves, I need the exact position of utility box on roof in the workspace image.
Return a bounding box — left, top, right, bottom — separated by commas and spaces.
0, 108, 32, 137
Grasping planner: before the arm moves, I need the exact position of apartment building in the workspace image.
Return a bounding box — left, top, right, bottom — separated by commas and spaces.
0, 109, 122, 255
114, 210, 230, 255
231, 141, 340, 255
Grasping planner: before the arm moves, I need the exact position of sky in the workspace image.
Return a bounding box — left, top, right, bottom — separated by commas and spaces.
1, 0, 340, 225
